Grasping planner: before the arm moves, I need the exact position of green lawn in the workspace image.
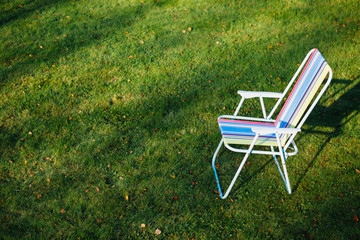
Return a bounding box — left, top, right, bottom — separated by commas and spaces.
1, 0, 359, 238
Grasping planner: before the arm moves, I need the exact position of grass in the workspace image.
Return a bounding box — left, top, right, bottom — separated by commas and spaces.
1, 0, 360, 238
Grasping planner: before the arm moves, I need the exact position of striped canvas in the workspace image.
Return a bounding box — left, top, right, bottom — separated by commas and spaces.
275, 49, 331, 129
219, 49, 331, 147
218, 119, 281, 146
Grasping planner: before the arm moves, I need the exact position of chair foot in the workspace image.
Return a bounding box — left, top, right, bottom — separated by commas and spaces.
212, 139, 225, 198
212, 135, 259, 199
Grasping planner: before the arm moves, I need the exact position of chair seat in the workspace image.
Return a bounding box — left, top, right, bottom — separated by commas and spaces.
218, 119, 288, 146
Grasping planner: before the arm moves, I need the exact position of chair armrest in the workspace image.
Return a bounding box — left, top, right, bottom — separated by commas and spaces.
251, 127, 301, 135
237, 90, 283, 99
218, 115, 276, 123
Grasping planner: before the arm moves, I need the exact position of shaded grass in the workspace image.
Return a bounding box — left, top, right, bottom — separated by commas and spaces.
1, 0, 360, 239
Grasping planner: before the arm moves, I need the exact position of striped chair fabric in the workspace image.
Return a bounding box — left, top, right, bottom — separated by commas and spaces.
218, 49, 331, 147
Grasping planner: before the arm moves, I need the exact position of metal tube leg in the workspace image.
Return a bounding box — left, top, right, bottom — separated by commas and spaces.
220, 134, 259, 199
275, 133, 292, 194
270, 146, 276, 159
212, 139, 224, 197
271, 146, 287, 185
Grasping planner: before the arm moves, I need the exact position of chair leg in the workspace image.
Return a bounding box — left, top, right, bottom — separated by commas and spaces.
212, 139, 225, 197
271, 146, 287, 189
212, 134, 259, 199
275, 134, 292, 194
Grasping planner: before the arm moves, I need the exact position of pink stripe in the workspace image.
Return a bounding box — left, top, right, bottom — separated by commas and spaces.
218, 119, 274, 125
275, 49, 318, 123
223, 134, 277, 140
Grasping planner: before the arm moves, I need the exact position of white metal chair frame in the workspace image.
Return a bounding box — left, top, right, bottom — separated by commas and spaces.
212, 49, 333, 199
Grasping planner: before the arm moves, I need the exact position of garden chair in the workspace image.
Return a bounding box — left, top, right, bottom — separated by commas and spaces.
212, 49, 333, 199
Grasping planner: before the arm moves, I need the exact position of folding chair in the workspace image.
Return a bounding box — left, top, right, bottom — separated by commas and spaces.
212, 49, 333, 199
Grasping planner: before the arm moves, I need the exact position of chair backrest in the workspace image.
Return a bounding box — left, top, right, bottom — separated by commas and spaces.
275, 49, 332, 129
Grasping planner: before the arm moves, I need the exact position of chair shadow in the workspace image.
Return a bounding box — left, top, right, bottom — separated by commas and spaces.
227, 77, 360, 196
292, 77, 360, 192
